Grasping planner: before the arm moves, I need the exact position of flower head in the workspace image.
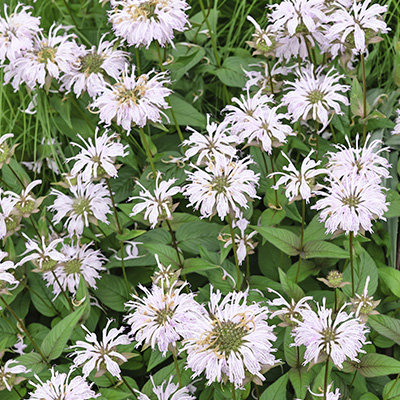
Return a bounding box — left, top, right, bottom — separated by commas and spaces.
0, 360, 29, 391
49, 177, 112, 237
5, 180, 44, 217
130, 171, 181, 228
292, 298, 369, 368
108, 0, 190, 48
328, 0, 389, 55
0, 3, 41, 63
67, 128, 129, 181
90, 66, 171, 133
184, 153, 260, 220
182, 287, 277, 388
4, 24, 79, 91
182, 115, 238, 165
312, 174, 389, 235
309, 382, 341, 400
60, 35, 129, 97
124, 282, 204, 356
43, 242, 106, 296
270, 150, 327, 203
326, 134, 390, 183
0, 194, 21, 240
28, 367, 99, 400
350, 276, 380, 322
70, 319, 132, 379
246, 15, 277, 57
0, 133, 18, 168
282, 65, 350, 130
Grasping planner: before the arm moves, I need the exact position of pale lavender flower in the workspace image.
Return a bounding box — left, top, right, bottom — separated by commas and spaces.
392, 109, 400, 135
18, 234, 66, 271
0, 133, 17, 168
282, 65, 350, 130
0, 194, 20, 240
70, 319, 131, 379
60, 35, 129, 97
49, 177, 112, 237
4, 24, 79, 90
0, 3, 41, 63
182, 115, 238, 165
124, 282, 204, 356
90, 66, 171, 133
115, 241, 142, 261
224, 218, 257, 265
243, 62, 289, 93
312, 173, 388, 235
326, 134, 390, 183
129, 171, 181, 228
182, 287, 277, 389
134, 376, 195, 400
184, 153, 260, 220
43, 242, 106, 297
292, 298, 369, 368
309, 383, 341, 400
0, 251, 19, 293
67, 128, 129, 181
267, 288, 313, 327
13, 335, 27, 356
270, 150, 327, 203
246, 15, 277, 56
28, 367, 99, 400
0, 360, 30, 391
328, 0, 389, 55
108, 0, 190, 49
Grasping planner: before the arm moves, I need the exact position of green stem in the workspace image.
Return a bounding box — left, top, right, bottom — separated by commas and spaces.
135, 47, 141, 75
350, 232, 355, 296
295, 199, 305, 283
13, 386, 24, 400
155, 43, 184, 142
120, 375, 137, 398
349, 370, 357, 391
166, 220, 183, 268
7, 163, 25, 188
62, 0, 78, 27
227, 214, 241, 290
261, 151, 269, 176
323, 356, 330, 400
51, 271, 74, 312
246, 254, 250, 281
270, 154, 279, 208
173, 352, 182, 388
361, 53, 367, 145
267, 60, 274, 94
106, 179, 122, 234
0, 295, 48, 365
138, 127, 157, 177
231, 382, 237, 400
334, 288, 338, 314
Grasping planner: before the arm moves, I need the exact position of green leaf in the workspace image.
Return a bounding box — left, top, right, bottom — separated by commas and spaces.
303, 214, 333, 242
288, 367, 314, 399
15, 353, 46, 375
359, 394, 380, 400
169, 46, 206, 82
95, 274, 130, 312
260, 208, 286, 227
253, 226, 300, 256
164, 94, 206, 128
279, 268, 305, 302
350, 77, 370, 118
357, 354, 400, 377
147, 349, 170, 372
143, 243, 180, 268
379, 267, 400, 298
260, 373, 288, 400
301, 240, 349, 259
284, 327, 297, 368
342, 250, 378, 297
216, 56, 253, 87
41, 307, 85, 361
369, 314, 400, 346
183, 258, 219, 274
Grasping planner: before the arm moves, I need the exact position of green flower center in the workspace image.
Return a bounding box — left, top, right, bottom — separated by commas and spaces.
128, 0, 161, 20
64, 259, 82, 274
308, 90, 325, 104
322, 327, 337, 343
37, 46, 56, 64
73, 197, 91, 216
212, 176, 229, 194
327, 270, 343, 287
342, 195, 360, 208
210, 321, 248, 356
156, 307, 175, 325
0, 144, 10, 163
5, 216, 19, 232
80, 53, 104, 75
41, 257, 58, 272
16, 199, 35, 214
116, 80, 148, 106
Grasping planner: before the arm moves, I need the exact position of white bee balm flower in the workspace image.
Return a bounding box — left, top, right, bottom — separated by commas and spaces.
182, 287, 277, 389
108, 0, 190, 49
70, 319, 132, 379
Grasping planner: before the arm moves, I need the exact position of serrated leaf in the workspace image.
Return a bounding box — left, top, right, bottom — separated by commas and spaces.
15, 353, 45, 375
379, 266, 400, 298
164, 94, 206, 128
279, 268, 305, 302
147, 349, 170, 372
369, 314, 400, 346
40, 307, 85, 361
95, 274, 130, 312
357, 354, 400, 377
260, 373, 288, 400
301, 240, 349, 259
183, 258, 219, 274
289, 367, 314, 399
253, 226, 300, 256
